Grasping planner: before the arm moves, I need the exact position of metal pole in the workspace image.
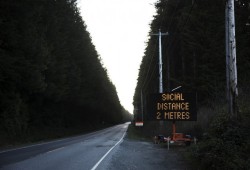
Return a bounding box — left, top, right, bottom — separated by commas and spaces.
172, 121, 176, 140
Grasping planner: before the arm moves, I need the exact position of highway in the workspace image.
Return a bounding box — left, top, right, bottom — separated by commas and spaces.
0, 123, 129, 170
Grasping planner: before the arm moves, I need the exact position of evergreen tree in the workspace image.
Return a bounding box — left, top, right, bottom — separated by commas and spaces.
0, 0, 129, 144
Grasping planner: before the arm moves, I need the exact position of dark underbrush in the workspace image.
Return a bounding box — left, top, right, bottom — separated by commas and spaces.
187, 107, 250, 169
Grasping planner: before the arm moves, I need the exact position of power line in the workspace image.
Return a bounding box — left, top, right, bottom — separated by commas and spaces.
165, 0, 196, 54
159, 0, 170, 29
165, 0, 181, 32
140, 0, 196, 93
141, 0, 176, 91
141, 38, 158, 90
143, 64, 157, 92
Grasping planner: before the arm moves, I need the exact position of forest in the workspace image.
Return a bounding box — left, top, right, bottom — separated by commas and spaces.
133, 0, 250, 169
0, 0, 131, 146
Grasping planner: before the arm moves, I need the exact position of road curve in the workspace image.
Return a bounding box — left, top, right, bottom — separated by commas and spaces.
0, 123, 129, 170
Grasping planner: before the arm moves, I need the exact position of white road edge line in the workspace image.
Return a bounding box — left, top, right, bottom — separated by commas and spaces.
91, 132, 126, 170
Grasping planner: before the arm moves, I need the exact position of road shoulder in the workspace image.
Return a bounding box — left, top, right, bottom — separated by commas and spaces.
103, 134, 191, 170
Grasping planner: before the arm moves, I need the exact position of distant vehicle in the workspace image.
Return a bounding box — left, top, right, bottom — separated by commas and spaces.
169, 133, 192, 146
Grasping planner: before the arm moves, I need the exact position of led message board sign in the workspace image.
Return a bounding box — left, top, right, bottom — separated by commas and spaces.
147, 92, 197, 121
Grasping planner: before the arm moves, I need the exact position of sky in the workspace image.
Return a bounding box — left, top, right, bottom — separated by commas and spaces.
78, 0, 157, 113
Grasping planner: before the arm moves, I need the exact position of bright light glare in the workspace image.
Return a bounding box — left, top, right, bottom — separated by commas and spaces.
78, 0, 157, 113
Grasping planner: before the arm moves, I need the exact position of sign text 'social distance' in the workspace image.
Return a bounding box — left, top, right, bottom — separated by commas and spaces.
147, 92, 197, 121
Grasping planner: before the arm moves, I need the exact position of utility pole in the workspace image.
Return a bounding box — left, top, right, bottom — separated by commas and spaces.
140, 30, 167, 125
151, 29, 168, 93
225, 0, 238, 117
151, 29, 168, 133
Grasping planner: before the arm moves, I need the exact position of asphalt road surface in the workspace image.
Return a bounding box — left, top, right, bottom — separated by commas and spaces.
0, 123, 189, 170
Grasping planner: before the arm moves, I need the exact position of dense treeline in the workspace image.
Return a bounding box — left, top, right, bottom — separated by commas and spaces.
134, 0, 250, 169
0, 0, 131, 146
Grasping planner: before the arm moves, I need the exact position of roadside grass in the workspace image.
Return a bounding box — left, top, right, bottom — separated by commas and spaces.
158, 142, 199, 169
182, 144, 200, 169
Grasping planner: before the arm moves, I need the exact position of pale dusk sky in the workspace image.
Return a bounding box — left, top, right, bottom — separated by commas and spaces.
77, 0, 157, 113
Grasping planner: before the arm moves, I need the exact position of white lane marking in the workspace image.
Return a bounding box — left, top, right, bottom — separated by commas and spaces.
0, 139, 65, 154
46, 147, 65, 153
91, 132, 126, 170
0, 124, 124, 154
0, 134, 76, 154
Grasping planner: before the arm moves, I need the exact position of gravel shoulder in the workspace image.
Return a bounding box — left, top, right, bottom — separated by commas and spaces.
101, 134, 191, 170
